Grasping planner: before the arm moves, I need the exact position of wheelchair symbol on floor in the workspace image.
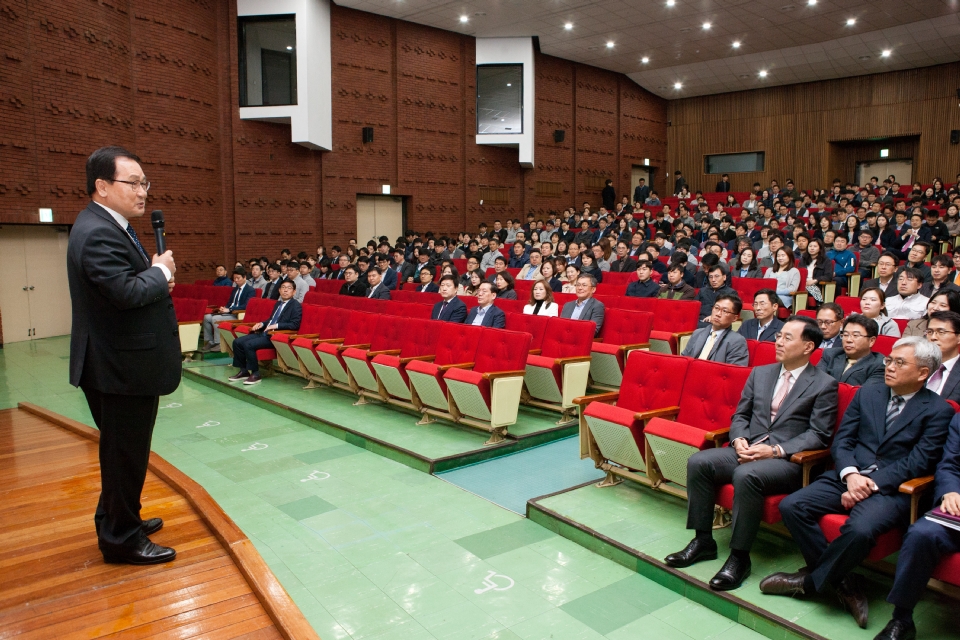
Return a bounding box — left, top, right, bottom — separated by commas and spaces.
474, 570, 514, 594
300, 471, 330, 482
159, 402, 182, 409
196, 421, 220, 429
242, 442, 268, 452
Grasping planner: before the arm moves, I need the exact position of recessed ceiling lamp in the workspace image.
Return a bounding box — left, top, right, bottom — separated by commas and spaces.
846, 17, 856, 26
702, 22, 711, 30
459, 15, 468, 23
807, 0, 816, 4
881, 49, 892, 57
666, 0, 675, 6
732, 41, 741, 48
564, 22, 573, 30
758, 70, 768, 78
641, 56, 650, 63
674, 81, 683, 89
606, 41, 615, 48
286, 46, 293, 50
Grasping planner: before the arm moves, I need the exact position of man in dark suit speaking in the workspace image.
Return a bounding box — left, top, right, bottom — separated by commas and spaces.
67, 146, 180, 565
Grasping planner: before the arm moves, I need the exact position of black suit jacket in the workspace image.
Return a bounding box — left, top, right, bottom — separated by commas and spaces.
934, 414, 960, 504
431, 297, 468, 323
415, 282, 440, 293
465, 304, 506, 328
367, 284, 391, 300
257, 298, 302, 332
339, 281, 367, 297
737, 317, 784, 342
67, 202, 181, 396
816, 348, 886, 386
262, 278, 282, 300
831, 385, 953, 494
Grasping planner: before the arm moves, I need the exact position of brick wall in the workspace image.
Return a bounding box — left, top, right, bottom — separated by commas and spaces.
0, 0, 668, 282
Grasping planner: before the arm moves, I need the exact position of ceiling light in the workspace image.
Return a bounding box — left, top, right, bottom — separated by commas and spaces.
506, 83, 511, 86
666, 0, 675, 6
459, 15, 468, 23
702, 22, 711, 30
880, 148, 890, 158
807, 0, 816, 4
758, 70, 768, 78
674, 81, 682, 89
846, 18, 856, 26
564, 22, 573, 30
286, 46, 293, 50
732, 41, 741, 48
641, 56, 650, 63
606, 41, 615, 48
881, 49, 892, 57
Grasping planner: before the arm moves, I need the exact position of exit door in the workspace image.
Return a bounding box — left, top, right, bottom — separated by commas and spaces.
0, 225, 73, 344
357, 195, 405, 246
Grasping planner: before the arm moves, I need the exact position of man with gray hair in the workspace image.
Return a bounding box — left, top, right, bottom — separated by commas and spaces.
761, 336, 953, 630
560, 274, 605, 336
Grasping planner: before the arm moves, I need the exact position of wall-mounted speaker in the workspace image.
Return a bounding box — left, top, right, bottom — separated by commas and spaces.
362, 127, 374, 143
553, 129, 565, 143
951, 129, 960, 145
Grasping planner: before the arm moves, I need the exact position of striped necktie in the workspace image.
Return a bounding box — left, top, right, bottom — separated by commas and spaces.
126, 224, 148, 260
885, 395, 904, 432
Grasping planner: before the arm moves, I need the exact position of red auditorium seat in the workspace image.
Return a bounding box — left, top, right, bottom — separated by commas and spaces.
522, 318, 596, 423
731, 277, 778, 318
369, 320, 443, 410
493, 299, 526, 314
312, 280, 343, 294
218, 297, 275, 356
647, 299, 701, 354
406, 323, 485, 420
835, 296, 862, 316
590, 309, 654, 389
458, 295, 480, 309
576, 350, 691, 488
594, 283, 627, 297
172, 297, 207, 357
443, 328, 532, 444
601, 272, 637, 286
292, 307, 353, 386
343, 316, 438, 403
873, 335, 898, 356
296, 311, 379, 390
194, 279, 214, 286
505, 313, 549, 353
642, 360, 752, 498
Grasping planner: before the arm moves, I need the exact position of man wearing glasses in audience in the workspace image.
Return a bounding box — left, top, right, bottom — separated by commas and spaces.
923, 310, 960, 403
816, 303, 845, 350
681, 294, 749, 366
816, 314, 886, 386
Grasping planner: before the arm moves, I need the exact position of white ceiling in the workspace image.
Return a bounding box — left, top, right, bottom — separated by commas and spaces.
335, 0, 960, 98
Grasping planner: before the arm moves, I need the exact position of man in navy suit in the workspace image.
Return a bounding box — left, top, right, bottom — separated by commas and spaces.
762, 337, 953, 629
431, 275, 467, 323
415, 266, 440, 293
875, 413, 960, 640
465, 282, 506, 328
202, 267, 256, 351
228, 280, 301, 385
737, 289, 783, 342
365, 267, 391, 300
377, 254, 397, 291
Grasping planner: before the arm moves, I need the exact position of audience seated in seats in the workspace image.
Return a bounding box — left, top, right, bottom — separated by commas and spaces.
261, 263, 283, 300
816, 314, 886, 386
826, 236, 856, 290
886, 268, 930, 321
297, 261, 316, 288
212, 264, 232, 286
479, 238, 504, 271
247, 263, 266, 291
494, 270, 517, 300
732, 247, 763, 279
666, 316, 837, 591
762, 337, 954, 630
365, 267, 391, 300
920, 254, 959, 299
765, 248, 801, 308
459, 269, 484, 296
415, 266, 440, 293
465, 282, 506, 328
562, 264, 580, 294
561, 273, 605, 336
517, 249, 543, 280
524, 280, 560, 317
286, 261, 309, 302
903, 289, 960, 338
738, 289, 784, 342
816, 302, 845, 349
431, 275, 468, 322
625, 259, 659, 298
377, 254, 398, 290
333, 254, 351, 280
658, 263, 696, 300
864, 252, 900, 298
695, 264, 737, 321
895, 215, 928, 261
202, 267, 255, 352
609, 240, 638, 273
896, 242, 933, 285
860, 287, 901, 337
538, 260, 563, 294
339, 265, 367, 297
579, 251, 604, 284
923, 310, 960, 404
226, 280, 301, 385
681, 294, 750, 366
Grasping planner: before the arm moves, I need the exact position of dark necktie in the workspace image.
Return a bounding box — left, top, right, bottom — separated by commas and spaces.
230, 287, 240, 308
885, 395, 904, 432
267, 302, 285, 326
126, 224, 148, 260
438, 301, 447, 319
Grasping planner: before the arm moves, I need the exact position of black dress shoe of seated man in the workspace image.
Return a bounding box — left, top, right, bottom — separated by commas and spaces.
874, 619, 916, 640
836, 573, 869, 629
664, 537, 718, 568
709, 554, 751, 591
101, 533, 176, 565
759, 570, 808, 596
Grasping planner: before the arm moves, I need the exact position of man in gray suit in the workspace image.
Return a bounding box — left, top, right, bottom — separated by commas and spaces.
681, 294, 750, 366
816, 314, 885, 386
667, 316, 838, 591
561, 274, 605, 336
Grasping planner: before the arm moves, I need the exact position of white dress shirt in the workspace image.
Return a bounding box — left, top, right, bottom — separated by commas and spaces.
885, 293, 929, 320
97, 202, 172, 282
928, 355, 958, 395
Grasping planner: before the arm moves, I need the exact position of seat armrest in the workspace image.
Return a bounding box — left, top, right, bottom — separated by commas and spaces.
634, 406, 680, 422
367, 349, 402, 357
617, 342, 651, 353
528, 349, 543, 355
555, 355, 593, 366
178, 320, 200, 326
703, 427, 730, 444
673, 330, 696, 338
313, 337, 345, 345
290, 333, 320, 339
572, 391, 619, 406
789, 449, 831, 465
438, 361, 475, 371
483, 369, 527, 380
267, 329, 295, 335
338, 342, 371, 352
231, 321, 257, 327
592, 338, 604, 343
399, 355, 436, 365
899, 475, 935, 495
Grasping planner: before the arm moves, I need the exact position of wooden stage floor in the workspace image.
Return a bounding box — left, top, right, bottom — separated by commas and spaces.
0, 404, 318, 640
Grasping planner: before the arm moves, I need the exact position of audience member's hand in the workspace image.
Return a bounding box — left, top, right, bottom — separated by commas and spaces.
733, 438, 749, 457
943, 492, 960, 516
251, 322, 263, 332
266, 323, 278, 332
841, 491, 857, 510
738, 443, 776, 463
845, 473, 876, 502
218, 306, 229, 313
152, 250, 176, 276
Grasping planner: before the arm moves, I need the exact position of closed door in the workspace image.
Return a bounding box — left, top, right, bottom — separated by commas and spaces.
0, 225, 73, 343
356, 195, 404, 246
856, 160, 912, 187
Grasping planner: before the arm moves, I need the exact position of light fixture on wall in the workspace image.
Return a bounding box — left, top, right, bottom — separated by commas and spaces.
39, 208, 53, 223
880, 148, 890, 158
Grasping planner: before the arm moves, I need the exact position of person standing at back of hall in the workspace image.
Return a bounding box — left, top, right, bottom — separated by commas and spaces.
67, 146, 180, 565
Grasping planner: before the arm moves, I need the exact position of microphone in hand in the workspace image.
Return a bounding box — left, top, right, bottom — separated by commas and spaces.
151, 210, 166, 254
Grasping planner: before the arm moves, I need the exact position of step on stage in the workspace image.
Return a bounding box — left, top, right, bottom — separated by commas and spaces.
0, 403, 317, 640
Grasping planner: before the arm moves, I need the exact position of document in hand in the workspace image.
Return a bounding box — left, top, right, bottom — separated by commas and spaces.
925, 506, 960, 532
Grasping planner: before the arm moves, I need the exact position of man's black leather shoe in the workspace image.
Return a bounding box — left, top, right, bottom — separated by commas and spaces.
874, 619, 916, 640
101, 534, 176, 565
836, 573, 869, 629
709, 554, 751, 591
142, 518, 163, 536
664, 537, 718, 568
759, 571, 807, 596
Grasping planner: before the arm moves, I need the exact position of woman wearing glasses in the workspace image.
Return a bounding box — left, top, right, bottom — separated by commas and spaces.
903, 290, 960, 337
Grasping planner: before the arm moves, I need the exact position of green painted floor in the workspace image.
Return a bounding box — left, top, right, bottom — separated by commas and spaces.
1, 336, 769, 640
534, 481, 959, 640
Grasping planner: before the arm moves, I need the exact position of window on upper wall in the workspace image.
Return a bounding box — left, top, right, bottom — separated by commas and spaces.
704, 152, 765, 174
476, 64, 523, 135
239, 15, 298, 107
